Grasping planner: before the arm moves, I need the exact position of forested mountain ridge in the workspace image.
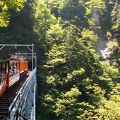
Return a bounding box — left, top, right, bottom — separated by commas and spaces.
0, 0, 120, 120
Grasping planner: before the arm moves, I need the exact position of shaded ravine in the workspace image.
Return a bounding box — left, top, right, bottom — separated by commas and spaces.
95, 30, 110, 61
93, 8, 110, 61
95, 31, 107, 54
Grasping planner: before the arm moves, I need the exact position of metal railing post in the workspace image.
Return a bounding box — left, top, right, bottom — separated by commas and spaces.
9, 68, 37, 120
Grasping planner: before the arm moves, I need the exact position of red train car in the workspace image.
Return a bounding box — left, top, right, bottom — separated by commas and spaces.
0, 59, 28, 97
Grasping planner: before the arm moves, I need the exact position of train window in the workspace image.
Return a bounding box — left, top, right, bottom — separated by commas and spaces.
5, 63, 6, 74
10, 61, 12, 67
0, 62, 2, 75
0, 62, 6, 85
15, 62, 19, 73
9, 61, 18, 75
0, 62, 1, 69
0, 62, 6, 75
13, 62, 14, 68
3, 63, 5, 74
0, 75, 5, 85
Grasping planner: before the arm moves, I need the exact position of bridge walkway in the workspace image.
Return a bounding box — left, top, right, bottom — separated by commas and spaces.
0, 71, 32, 120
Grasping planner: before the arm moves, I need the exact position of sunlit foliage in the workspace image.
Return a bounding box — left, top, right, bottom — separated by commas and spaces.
0, 0, 26, 27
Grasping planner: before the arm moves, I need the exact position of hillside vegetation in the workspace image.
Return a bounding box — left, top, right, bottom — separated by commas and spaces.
0, 0, 120, 120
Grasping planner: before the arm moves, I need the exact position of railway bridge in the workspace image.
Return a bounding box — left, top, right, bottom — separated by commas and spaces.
0, 44, 37, 120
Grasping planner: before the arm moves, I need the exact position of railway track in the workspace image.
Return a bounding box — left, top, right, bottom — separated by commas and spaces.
0, 73, 29, 120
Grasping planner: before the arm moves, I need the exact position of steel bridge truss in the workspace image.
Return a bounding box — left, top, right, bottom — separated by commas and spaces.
0, 44, 37, 70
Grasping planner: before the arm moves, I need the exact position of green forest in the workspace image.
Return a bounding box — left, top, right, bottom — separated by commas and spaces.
0, 0, 120, 120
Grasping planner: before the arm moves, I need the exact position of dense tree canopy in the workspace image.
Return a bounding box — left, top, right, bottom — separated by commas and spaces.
0, 0, 120, 120
0, 0, 26, 27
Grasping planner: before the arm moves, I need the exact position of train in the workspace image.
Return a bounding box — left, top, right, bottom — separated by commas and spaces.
0, 58, 28, 97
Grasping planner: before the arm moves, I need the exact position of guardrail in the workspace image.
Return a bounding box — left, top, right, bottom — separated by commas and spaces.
8, 68, 36, 120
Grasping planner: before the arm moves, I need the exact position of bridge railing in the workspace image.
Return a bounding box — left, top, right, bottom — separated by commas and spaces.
8, 68, 37, 120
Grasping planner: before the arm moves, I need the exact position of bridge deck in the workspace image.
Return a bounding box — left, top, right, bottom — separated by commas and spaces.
0, 71, 32, 120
